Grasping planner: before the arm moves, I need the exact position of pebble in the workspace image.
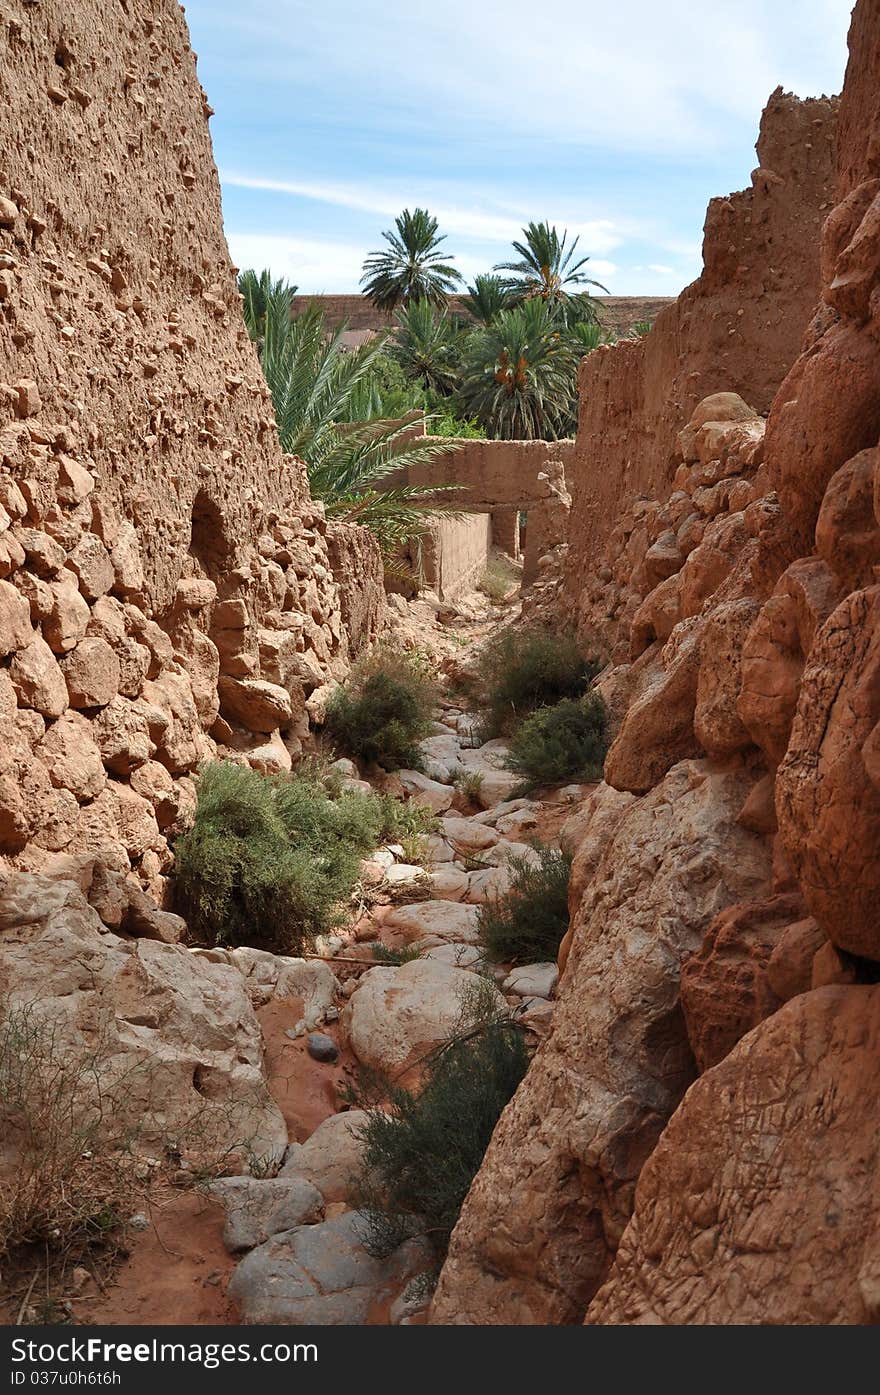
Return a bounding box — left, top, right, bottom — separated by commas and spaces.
306, 1032, 339, 1063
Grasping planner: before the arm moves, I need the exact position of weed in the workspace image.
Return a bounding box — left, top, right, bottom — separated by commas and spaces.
505, 694, 608, 788
477, 844, 572, 963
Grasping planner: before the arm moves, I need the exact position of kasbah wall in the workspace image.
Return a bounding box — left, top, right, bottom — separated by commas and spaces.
0, 0, 384, 897
431, 0, 880, 1327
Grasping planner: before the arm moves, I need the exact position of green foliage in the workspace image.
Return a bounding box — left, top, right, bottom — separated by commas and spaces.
325, 647, 437, 772
239, 275, 462, 561
469, 626, 601, 736
360, 208, 463, 313
351, 982, 528, 1261
370, 943, 423, 966
629, 319, 653, 337
427, 409, 485, 438
458, 298, 578, 440
477, 844, 572, 963
463, 274, 510, 325
174, 762, 390, 954
391, 301, 464, 397
566, 320, 610, 355
494, 220, 608, 306
238, 268, 296, 350
506, 695, 609, 788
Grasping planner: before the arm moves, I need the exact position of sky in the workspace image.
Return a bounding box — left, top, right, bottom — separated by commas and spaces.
183, 0, 853, 299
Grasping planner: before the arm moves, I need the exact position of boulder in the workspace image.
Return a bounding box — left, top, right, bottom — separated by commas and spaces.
430, 760, 771, 1326
228, 1211, 429, 1325
586, 987, 880, 1325
383, 900, 481, 946
503, 963, 558, 1000
35, 711, 105, 801
343, 957, 505, 1074
397, 769, 454, 814
209, 1176, 324, 1254
0, 874, 287, 1166
218, 675, 293, 733
680, 893, 802, 1071
776, 586, 880, 957
61, 637, 120, 709
281, 1109, 371, 1204
10, 634, 68, 717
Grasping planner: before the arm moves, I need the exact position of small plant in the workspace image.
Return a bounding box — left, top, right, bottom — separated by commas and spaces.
505, 694, 608, 788
350, 982, 527, 1262
325, 645, 437, 771
174, 762, 390, 954
468, 626, 601, 737
454, 769, 484, 804
477, 844, 572, 963
377, 794, 440, 847
0, 1003, 142, 1280
370, 943, 423, 966
478, 557, 518, 604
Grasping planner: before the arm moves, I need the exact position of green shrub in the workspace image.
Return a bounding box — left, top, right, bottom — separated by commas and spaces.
174, 762, 389, 954
469, 626, 600, 736
351, 983, 527, 1262
369, 943, 423, 966
505, 694, 608, 788
477, 844, 572, 963
325, 646, 436, 770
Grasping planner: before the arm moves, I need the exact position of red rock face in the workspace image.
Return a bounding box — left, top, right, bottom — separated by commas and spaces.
563, 90, 838, 626
434, 0, 880, 1327
585, 987, 880, 1325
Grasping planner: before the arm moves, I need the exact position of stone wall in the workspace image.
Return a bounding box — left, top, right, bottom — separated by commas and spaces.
0, 0, 384, 890
563, 87, 838, 614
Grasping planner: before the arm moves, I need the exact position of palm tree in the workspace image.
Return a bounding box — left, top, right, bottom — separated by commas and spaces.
463, 274, 510, 326
458, 298, 577, 440
391, 300, 462, 396
494, 221, 608, 307
241, 275, 460, 560
238, 268, 296, 351
360, 208, 463, 314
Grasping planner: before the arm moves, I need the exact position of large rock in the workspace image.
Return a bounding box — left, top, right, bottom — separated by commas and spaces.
0, 874, 287, 1166
777, 586, 880, 958
9, 634, 68, 718
396, 770, 454, 814
218, 676, 294, 734
343, 957, 505, 1074
209, 1175, 324, 1254
61, 636, 121, 709
281, 1109, 371, 1204
383, 900, 481, 946
680, 893, 802, 1071
586, 986, 880, 1325
604, 620, 703, 794
228, 1211, 429, 1325
430, 760, 770, 1325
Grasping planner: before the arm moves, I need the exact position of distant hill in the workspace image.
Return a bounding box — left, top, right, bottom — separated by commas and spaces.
288, 293, 675, 338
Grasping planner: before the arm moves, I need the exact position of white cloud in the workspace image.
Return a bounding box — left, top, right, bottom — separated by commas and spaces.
194, 0, 850, 158
222, 173, 622, 256
647, 264, 676, 275
225, 233, 367, 292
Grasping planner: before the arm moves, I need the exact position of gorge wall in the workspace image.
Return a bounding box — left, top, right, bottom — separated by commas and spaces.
563, 86, 838, 625
0, 0, 383, 894
432, 0, 880, 1326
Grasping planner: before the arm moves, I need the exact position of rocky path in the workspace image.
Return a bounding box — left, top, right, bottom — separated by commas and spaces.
77, 610, 588, 1328
203, 708, 588, 1326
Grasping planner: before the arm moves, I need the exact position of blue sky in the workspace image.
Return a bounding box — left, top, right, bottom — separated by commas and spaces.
183, 0, 852, 298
